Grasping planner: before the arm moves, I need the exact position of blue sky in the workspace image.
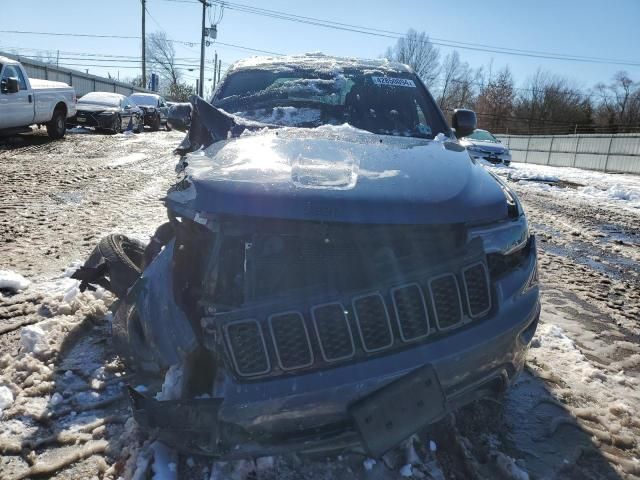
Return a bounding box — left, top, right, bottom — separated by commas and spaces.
1, 0, 638, 93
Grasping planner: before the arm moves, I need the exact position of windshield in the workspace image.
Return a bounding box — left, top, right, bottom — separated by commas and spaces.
79, 93, 121, 107
130, 95, 157, 106
467, 129, 498, 142
213, 68, 448, 139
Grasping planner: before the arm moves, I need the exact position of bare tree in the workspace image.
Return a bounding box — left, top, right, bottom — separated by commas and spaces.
514, 69, 593, 134
146, 31, 181, 90
437, 51, 476, 113
385, 29, 440, 85
474, 66, 515, 133
594, 72, 640, 131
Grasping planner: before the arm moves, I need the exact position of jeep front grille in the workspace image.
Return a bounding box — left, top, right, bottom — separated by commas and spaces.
224, 320, 270, 376
353, 293, 394, 352
462, 262, 492, 318
222, 261, 492, 378
391, 284, 430, 341
312, 303, 355, 362
429, 274, 464, 330
268, 312, 314, 370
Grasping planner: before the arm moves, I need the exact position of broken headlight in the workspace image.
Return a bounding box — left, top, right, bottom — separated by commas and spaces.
468, 215, 529, 255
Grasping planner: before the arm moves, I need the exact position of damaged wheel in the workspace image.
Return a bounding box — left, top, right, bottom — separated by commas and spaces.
73, 233, 146, 298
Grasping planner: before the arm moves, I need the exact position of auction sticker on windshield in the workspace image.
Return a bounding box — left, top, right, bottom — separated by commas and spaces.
371, 76, 416, 88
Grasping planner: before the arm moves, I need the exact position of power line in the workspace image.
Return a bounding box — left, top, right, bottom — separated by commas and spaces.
0, 30, 281, 56
188, 0, 640, 67
155, 0, 640, 66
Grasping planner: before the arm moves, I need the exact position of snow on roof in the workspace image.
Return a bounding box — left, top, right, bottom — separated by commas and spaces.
80, 92, 125, 100
130, 92, 160, 98
228, 53, 413, 75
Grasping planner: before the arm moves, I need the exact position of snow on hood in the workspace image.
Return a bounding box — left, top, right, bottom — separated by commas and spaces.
79, 92, 124, 107
29, 78, 71, 89
167, 124, 509, 225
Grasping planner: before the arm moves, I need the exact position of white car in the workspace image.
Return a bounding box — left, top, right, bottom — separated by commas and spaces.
0, 56, 77, 139
460, 129, 512, 166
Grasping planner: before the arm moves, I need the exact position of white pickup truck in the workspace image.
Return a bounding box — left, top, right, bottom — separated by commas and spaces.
0, 56, 77, 139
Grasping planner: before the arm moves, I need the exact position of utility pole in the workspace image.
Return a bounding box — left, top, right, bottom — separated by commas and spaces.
217, 58, 221, 84
213, 51, 218, 89
142, 0, 146, 89
198, 0, 208, 97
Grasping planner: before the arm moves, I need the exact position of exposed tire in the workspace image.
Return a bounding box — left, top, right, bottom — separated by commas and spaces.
165, 122, 172, 132
75, 233, 146, 298
46, 107, 66, 139
151, 114, 161, 131
111, 115, 122, 134
134, 116, 142, 134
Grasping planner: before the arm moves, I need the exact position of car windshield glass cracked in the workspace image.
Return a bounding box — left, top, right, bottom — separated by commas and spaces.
214, 68, 447, 139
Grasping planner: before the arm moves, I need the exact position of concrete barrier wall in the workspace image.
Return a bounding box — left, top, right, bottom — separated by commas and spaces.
1, 51, 152, 98
496, 134, 640, 175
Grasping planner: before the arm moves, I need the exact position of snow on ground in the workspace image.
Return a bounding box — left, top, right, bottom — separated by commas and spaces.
484, 161, 640, 210
0, 385, 14, 412
155, 364, 184, 401
0, 270, 31, 292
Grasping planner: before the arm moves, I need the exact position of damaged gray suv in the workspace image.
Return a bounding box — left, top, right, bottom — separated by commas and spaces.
74, 54, 539, 459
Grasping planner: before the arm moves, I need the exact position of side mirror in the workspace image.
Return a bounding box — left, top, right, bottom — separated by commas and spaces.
124, 104, 131, 110
451, 108, 476, 138
1, 77, 20, 94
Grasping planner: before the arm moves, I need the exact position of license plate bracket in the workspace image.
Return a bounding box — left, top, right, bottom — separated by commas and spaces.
349, 364, 446, 457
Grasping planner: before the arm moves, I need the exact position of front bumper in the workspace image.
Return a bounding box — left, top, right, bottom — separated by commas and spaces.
130, 238, 539, 458
143, 112, 158, 124
469, 150, 512, 165
68, 112, 116, 129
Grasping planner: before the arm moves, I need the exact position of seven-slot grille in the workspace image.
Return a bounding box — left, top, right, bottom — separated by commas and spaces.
224, 261, 492, 377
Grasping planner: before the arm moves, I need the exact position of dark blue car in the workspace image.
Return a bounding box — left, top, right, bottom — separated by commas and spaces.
76, 54, 539, 459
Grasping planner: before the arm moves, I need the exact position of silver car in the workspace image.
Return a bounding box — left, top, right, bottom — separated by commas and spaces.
460, 129, 512, 165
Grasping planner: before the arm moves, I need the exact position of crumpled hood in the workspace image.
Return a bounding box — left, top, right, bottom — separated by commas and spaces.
167, 125, 509, 225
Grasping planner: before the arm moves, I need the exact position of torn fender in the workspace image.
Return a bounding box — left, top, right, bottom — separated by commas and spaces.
131, 240, 198, 368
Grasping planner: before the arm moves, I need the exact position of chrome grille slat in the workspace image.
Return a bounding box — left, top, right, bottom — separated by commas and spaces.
428, 273, 464, 330
311, 303, 355, 362
462, 262, 492, 318
268, 311, 314, 370
352, 292, 393, 352
391, 283, 430, 341
224, 319, 270, 377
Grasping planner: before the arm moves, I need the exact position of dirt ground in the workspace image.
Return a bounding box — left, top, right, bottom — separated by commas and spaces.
0, 128, 639, 480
